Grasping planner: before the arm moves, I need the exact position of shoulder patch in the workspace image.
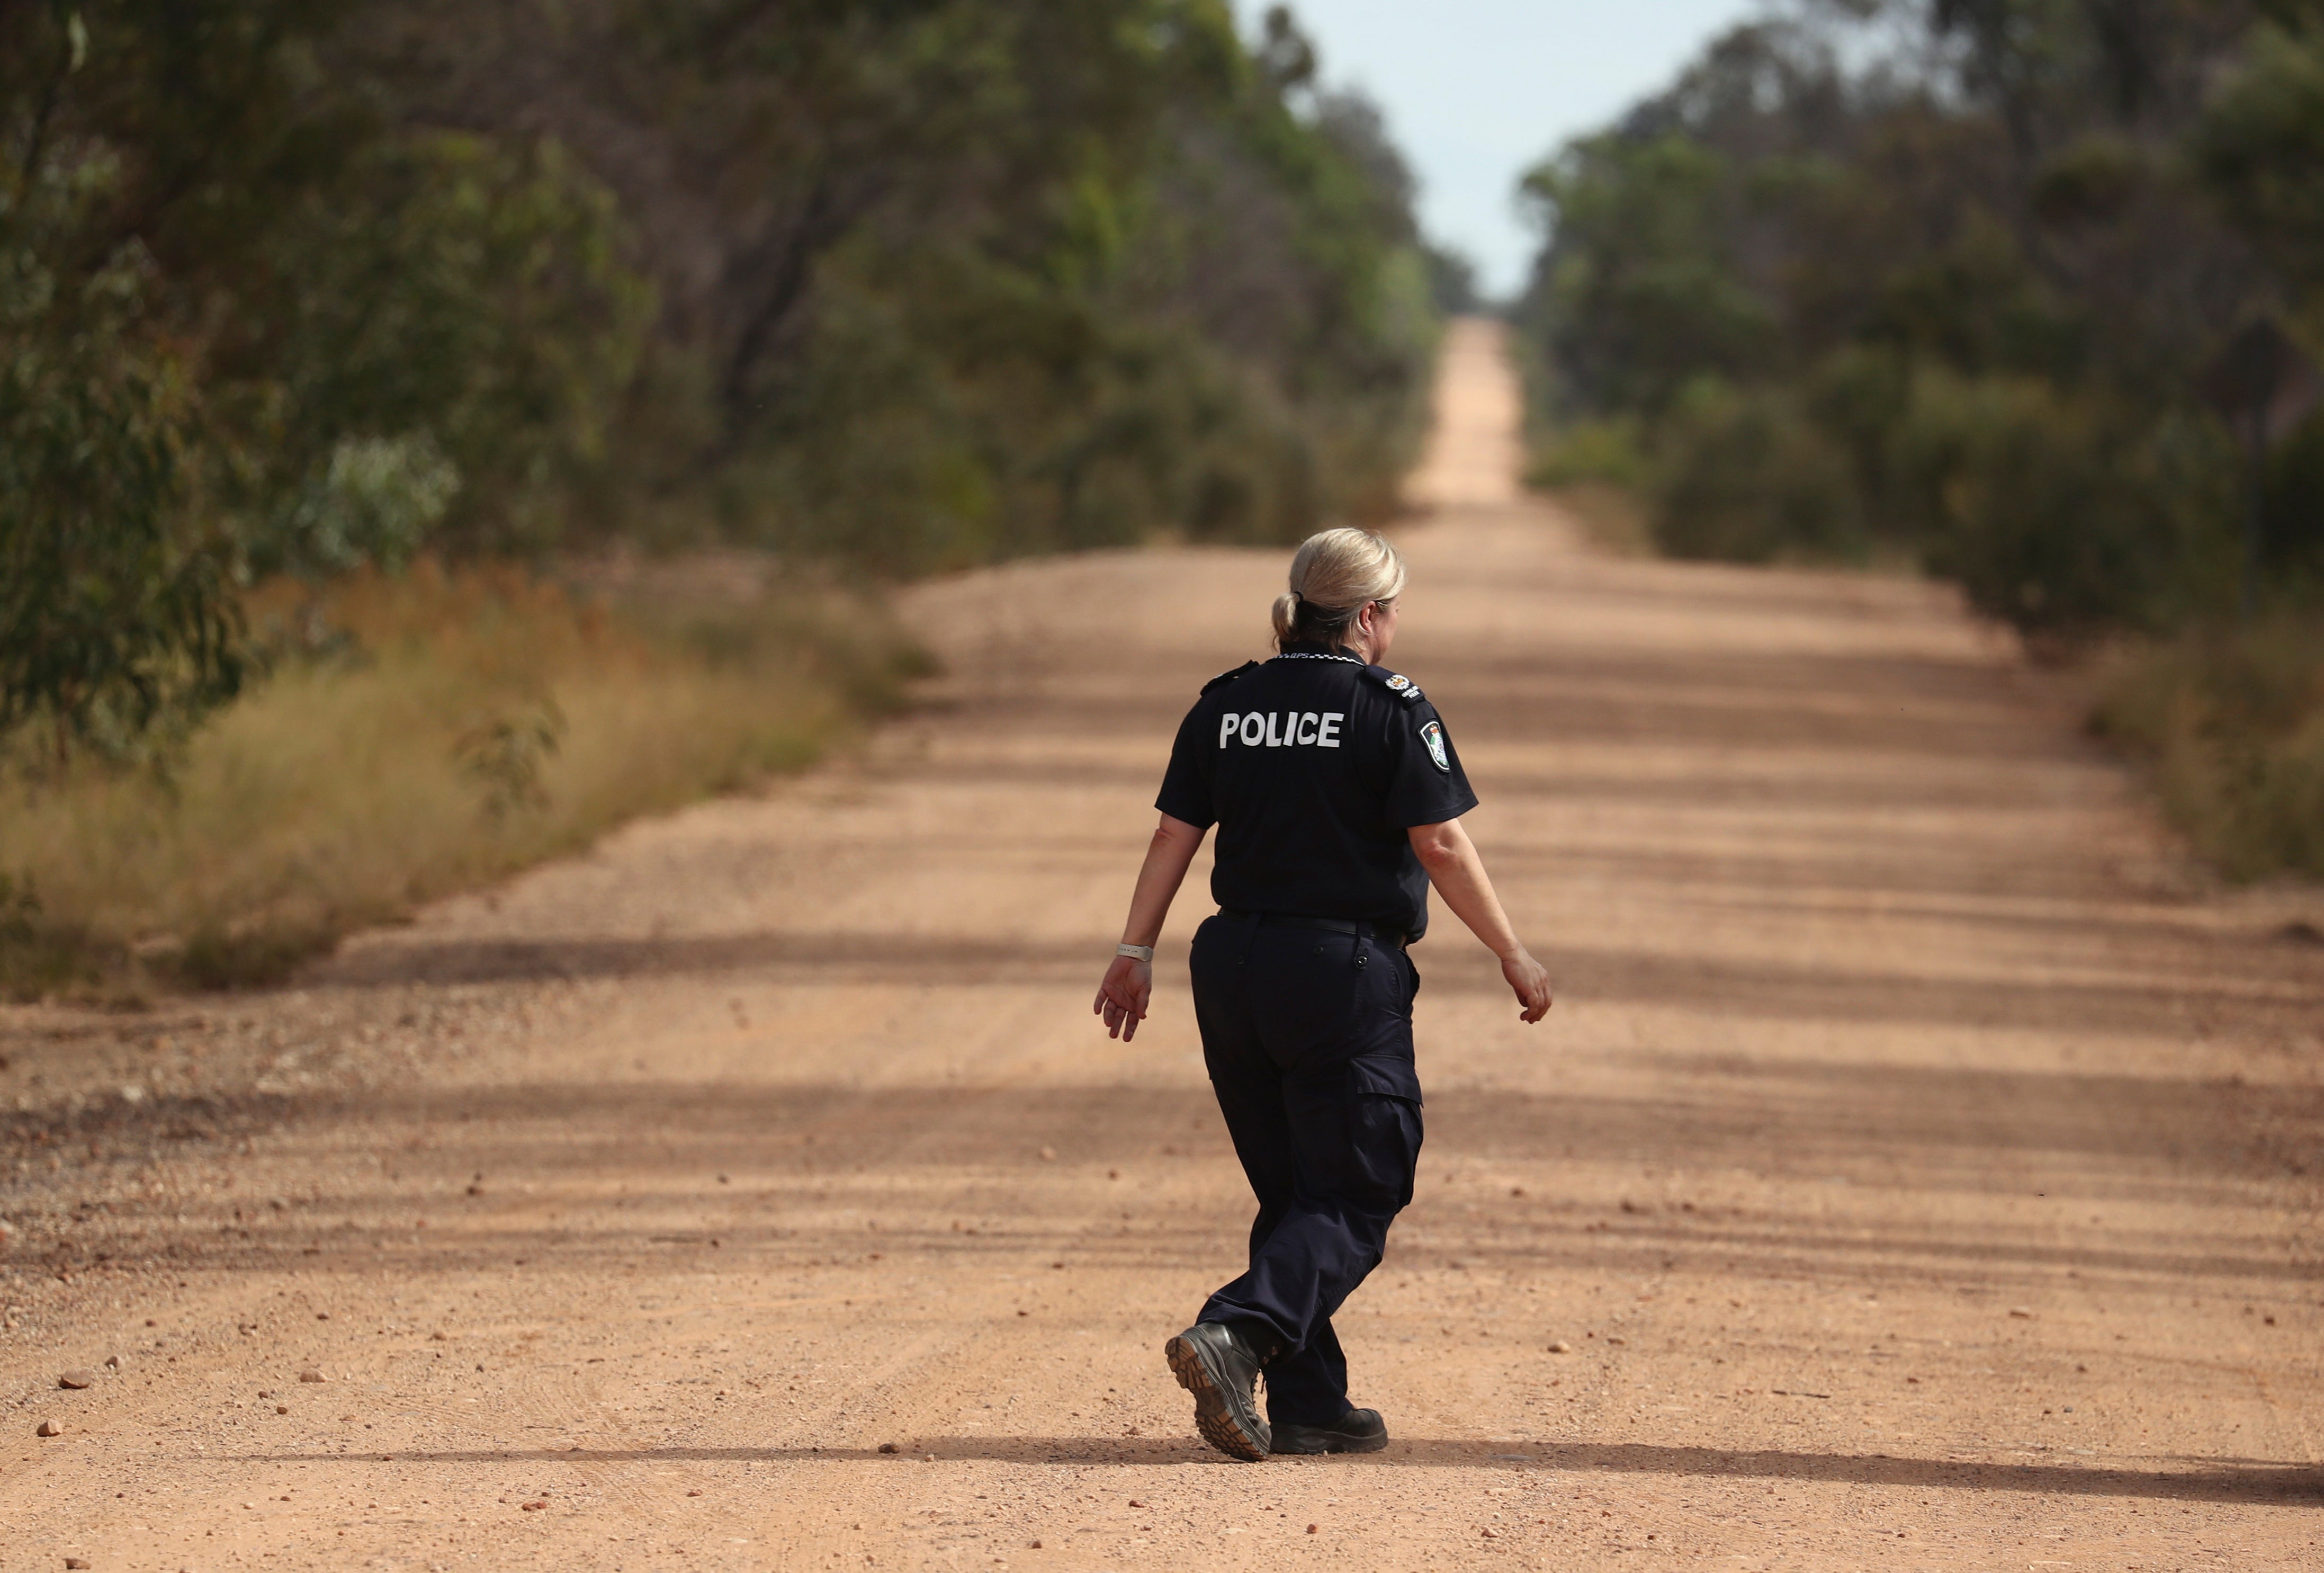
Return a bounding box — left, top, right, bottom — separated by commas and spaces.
1199, 660, 1262, 696
1363, 664, 1424, 702
1419, 719, 1451, 772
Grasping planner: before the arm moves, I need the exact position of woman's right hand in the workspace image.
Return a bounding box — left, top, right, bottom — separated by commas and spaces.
1500, 948, 1554, 1023
1093, 954, 1154, 1041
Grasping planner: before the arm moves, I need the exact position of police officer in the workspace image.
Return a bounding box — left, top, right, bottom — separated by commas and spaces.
1092, 526, 1554, 1461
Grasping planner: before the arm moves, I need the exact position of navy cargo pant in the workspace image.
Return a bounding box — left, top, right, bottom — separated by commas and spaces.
1188, 911, 1424, 1426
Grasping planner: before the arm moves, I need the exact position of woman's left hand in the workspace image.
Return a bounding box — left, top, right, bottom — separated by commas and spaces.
1093, 955, 1153, 1041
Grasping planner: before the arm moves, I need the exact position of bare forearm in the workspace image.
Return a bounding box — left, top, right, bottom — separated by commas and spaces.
1410, 816, 1553, 1022
1120, 815, 1205, 946
1411, 819, 1522, 957
1094, 816, 1205, 1043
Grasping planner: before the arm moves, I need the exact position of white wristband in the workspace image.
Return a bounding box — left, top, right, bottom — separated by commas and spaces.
1115, 943, 1155, 963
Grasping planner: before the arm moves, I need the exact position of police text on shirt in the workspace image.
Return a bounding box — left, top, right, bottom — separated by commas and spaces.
1218, 711, 1344, 749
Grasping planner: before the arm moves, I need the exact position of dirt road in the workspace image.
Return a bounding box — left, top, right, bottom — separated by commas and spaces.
3, 320, 2321, 1571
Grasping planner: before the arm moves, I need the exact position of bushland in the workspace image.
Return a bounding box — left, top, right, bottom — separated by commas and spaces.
0, 3, 1456, 997
1511, 3, 2324, 881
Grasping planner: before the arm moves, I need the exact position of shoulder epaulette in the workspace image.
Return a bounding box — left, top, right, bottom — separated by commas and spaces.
1363, 664, 1425, 703
1200, 660, 1262, 696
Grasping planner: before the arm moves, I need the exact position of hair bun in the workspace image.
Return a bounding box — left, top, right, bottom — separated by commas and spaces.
1270, 589, 1303, 644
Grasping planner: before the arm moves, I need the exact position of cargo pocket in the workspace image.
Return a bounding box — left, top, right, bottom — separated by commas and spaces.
1342, 1055, 1423, 1211
1347, 1052, 1421, 1105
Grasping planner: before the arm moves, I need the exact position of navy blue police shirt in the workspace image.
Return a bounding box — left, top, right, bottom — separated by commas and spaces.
1154, 640, 1478, 940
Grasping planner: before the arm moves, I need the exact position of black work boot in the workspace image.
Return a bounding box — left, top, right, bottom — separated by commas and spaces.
1270, 1407, 1389, 1455
1164, 1322, 1273, 1461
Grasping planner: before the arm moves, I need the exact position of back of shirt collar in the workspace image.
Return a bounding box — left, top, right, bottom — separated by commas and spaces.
1275, 640, 1362, 664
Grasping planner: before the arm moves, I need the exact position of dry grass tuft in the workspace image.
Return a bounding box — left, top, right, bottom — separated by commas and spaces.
2090, 618, 2324, 883
0, 559, 922, 998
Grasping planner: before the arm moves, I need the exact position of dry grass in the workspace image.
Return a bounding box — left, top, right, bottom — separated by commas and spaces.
0, 559, 922, 998
2090, 618, 2324, 883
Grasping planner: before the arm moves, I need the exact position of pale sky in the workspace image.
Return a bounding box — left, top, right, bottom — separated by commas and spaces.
1240, 1, 1766, 298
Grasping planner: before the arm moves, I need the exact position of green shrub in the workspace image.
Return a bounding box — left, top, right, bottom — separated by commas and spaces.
1650, 381, 1864, 562
1903, 374, 2236, 642
1528, 416, 1648, 489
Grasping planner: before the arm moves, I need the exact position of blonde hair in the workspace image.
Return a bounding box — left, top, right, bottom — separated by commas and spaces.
1271, 528, 1407, 649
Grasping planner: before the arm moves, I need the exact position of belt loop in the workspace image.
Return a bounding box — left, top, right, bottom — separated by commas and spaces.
1354, 931, 1369, 969
1235, 907, 1262, 968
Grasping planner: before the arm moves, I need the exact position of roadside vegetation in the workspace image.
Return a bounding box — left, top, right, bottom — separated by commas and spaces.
0, 2, 1456, 998
0, 563, 921, 1000
1511, 1, 2324, 880
2092, 621, 2324, 881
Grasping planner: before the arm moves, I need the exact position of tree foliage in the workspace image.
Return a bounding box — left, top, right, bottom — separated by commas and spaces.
352, 0, 1434, 568
0, 203, 240, 760
1515, 0, 2324, 640
3, 0, 1435, 754
2, 0, 649, 754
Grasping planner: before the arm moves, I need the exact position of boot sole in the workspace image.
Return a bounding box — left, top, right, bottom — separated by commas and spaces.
1164, 1334, 1270, 1461
1270, 1428, 1389, 1455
